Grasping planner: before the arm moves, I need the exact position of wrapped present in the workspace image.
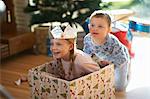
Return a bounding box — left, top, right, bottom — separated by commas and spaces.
28, 62, 115, 99
129, 17, 150, 33
111, 21, 134, 58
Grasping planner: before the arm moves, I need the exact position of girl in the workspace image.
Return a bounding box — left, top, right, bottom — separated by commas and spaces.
49, 25, 100, 81
83, 11, 130, 91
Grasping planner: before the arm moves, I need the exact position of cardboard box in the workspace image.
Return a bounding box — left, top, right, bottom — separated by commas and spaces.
28, 62, 115, 99
34, 26, 50, 54
76, 32, 86, 50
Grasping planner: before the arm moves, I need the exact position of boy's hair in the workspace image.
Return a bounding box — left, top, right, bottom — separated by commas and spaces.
89, 11, 111, 27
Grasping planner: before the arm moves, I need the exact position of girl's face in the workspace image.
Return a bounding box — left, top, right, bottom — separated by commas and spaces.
89, 17, 111, 40
50, 39, 73, 60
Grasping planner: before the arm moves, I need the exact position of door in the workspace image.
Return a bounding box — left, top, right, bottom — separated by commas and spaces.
1, 0, 16, 36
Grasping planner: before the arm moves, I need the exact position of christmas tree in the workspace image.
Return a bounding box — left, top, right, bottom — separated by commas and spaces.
24, 0, 110, 26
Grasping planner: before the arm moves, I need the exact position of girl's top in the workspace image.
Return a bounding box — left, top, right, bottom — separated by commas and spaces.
48, 49, 100, 81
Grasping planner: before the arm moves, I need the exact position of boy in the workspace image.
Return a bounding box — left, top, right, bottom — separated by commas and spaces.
83, 11, 130, 91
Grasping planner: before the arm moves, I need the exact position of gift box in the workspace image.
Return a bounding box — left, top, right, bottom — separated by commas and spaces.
129, 17, 150, 33
28, 62, 115, 99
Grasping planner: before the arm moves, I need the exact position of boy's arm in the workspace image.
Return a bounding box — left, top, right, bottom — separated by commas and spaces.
91, 53, 111, 68
83, 35, 92, 54
111, 44, 130, 68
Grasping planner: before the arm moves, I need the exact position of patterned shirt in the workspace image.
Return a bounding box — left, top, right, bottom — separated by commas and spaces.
83, 33, 130, 68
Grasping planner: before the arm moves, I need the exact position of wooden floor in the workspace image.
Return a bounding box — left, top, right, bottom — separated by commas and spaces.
0, 52, 52, 99
0, 36, 150, 99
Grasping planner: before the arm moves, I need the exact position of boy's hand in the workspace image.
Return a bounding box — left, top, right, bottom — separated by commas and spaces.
98, 60, 110, 68
91, 53, 111, 68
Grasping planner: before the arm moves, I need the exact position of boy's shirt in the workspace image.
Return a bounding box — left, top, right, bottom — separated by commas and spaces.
83, 33, 130, 68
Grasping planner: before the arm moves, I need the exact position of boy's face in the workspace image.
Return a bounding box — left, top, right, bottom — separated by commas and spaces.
50, 39, 73, 60
89, 17, 111, 40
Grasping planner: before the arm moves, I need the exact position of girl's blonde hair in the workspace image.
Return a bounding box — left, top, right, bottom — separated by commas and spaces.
56, 38, 76, 80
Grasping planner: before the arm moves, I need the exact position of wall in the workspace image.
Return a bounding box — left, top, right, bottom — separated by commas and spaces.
13, 0, 31, 33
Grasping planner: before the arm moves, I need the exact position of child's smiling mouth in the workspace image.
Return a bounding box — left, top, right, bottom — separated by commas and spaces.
92, 32, 99, 35
53, 52, 60, 55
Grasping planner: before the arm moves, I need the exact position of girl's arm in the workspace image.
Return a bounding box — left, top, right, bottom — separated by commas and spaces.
75, 50, 100, 73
